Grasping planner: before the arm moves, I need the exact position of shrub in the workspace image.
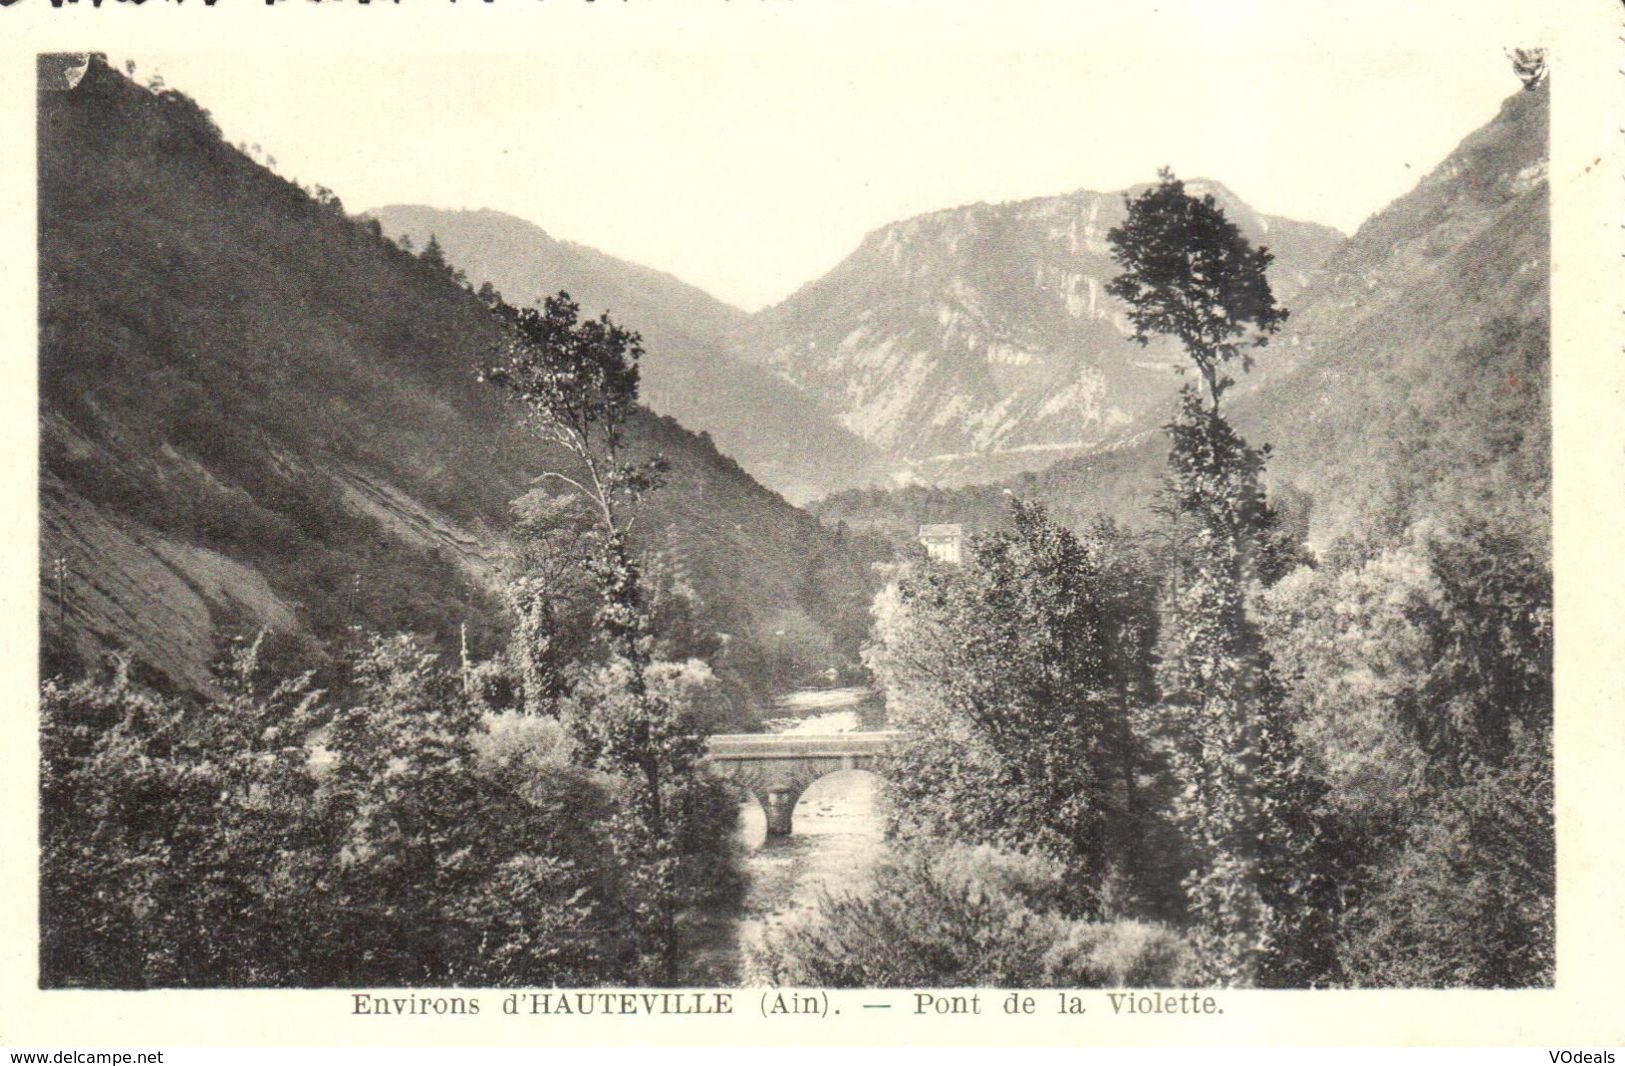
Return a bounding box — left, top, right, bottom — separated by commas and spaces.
40, 651, 328, 987
1336, 727, 1553, 988
38, 632, 712, 988
751, 843, 1191, 988
473, 709, 576, 780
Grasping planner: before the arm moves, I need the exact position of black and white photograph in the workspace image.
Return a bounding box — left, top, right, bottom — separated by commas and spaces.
13, 1, 1611, 1037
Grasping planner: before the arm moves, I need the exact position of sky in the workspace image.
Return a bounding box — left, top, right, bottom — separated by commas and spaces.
134, 3, 1552, 312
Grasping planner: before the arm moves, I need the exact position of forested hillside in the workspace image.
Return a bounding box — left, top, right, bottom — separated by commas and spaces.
39, 57, 882, 702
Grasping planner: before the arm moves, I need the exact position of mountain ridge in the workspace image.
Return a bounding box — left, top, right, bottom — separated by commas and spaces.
811, 84, 1549, 558
737, 179, 1345, 483
372, 180, 1347, 498
365, 205, 890, 506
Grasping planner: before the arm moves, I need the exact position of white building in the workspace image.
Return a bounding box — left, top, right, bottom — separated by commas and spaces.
917, 524, 964, 565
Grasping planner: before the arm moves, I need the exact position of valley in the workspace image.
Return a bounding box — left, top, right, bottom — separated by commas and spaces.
35, 51, 1554, 995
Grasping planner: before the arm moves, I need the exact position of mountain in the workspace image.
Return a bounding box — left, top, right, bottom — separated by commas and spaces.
1229, 84, 1549, 550
38, 56, 883, 699
813, 84, 1549, 557
740, 182, 1345, 485
365, 206, 889, 505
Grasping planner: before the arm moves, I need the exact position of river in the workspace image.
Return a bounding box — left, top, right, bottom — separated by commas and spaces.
680, 687, 888, 985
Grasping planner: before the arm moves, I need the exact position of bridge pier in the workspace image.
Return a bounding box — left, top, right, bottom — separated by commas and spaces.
762, 786, 803, 838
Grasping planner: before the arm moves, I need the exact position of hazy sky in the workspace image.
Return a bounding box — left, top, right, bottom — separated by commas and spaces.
137, 3, 1550, 311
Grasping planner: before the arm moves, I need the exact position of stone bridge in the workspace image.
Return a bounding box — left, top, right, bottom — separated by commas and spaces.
703, 731, 899, 837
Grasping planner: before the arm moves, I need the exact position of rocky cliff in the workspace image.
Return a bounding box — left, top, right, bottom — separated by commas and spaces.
740, 182, 1344, 484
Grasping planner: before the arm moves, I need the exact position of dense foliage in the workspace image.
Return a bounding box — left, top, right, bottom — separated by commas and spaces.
1267, 515, 1553, 985
774, 156, 1550, 990
867, 502, 1164, 916
753, 844, 1190, 988
40, 635, 740, 988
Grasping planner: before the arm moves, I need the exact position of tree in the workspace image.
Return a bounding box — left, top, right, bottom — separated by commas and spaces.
1106, 169, 1286, 410
419, 233, 450, 273
1507, 47, 1547, 91
867, 500, 1161, 916
1109, 170, 1334, 986
1266, 515, 1553, 985
480, 293, 679, 773
416, 233, 467, 284
499, 490, 599, 716
311, 185, 343, 215
481, 291, 700, 982
481, 293, 660, 546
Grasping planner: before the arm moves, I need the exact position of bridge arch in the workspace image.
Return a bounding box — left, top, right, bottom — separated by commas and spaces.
730, 766, 887, 841
702, 731, 897, 838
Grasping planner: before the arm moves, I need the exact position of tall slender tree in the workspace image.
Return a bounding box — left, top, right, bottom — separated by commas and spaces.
1106, 168, 1286, 412
481, 291, 699, 982
1108, 171, 1334, 986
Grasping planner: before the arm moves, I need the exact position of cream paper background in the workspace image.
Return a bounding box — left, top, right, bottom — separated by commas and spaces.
0, 0, 1618, 1048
